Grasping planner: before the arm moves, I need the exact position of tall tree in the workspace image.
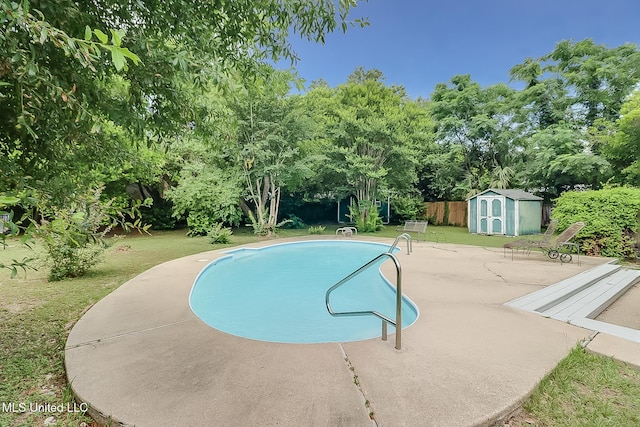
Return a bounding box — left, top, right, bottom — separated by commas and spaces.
321, 68, 430, 205
509, 58, 569, 131
511, 39, 640, 132
548, 39, 640, 126
229, 71, 315, 235
521, 124, 610, 198
429, 74, 516, 195
1, 0, 366, 202
596, 90, 640, 186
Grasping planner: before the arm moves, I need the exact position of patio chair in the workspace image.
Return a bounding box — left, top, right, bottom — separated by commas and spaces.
537, 221, 585, 264
504, 221, 585, 264
502, 220, 558, 260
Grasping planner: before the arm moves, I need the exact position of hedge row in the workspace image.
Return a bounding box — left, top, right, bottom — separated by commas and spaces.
552, 187, 640, 258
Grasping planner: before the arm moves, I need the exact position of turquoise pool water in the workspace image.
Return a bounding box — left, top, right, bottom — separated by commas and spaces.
189, 240, 419, 343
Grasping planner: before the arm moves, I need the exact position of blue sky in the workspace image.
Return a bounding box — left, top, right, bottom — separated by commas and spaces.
277, 0, 640, 99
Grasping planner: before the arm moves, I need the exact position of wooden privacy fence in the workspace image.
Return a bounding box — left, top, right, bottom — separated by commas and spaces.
424, 201, 467, 226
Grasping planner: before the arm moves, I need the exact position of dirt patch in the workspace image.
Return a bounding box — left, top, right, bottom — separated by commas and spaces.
1, 302, 37, 314
495, 406, 540, 426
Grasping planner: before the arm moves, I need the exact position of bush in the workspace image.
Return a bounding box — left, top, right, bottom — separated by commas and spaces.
552, 187, 640, 258
140, 198, 176, 230
391, 195, 425, 222
207, 223, 233, 244
36, 187, 150, 281
37, 189, 113, 281
186, 211, 218, 236
308, 225, 326, 234
166, 165, 244, 235
280, 214, 306, 229
348, 201, 384, 233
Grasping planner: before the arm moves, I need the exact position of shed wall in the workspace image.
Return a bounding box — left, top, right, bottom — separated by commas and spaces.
468, 198, 477, 233
518, 200, 542, 235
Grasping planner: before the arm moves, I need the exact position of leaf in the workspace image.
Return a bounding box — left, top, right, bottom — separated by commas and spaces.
39, 28, 48, 44
0, 196, 20, 207
94, 29, 108, 44
110, 29, 122, 47
110, 47, 126, 71
118, 47, 141, 65
84, 25, 92, 41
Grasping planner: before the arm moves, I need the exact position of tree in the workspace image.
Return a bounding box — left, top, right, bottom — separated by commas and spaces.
547, 39, 640, 126
521, 124, 610, 198
228, 70, 316, 236
509, 58, 569, 131
510, 39, 640, 132
1, 0, 367, 202
596, 90, 640, 185
165, 137, 245, 235
324, 69, 429, 204
430, 74, 516, 195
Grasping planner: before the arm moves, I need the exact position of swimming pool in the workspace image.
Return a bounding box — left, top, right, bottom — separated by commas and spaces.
189, 240, 419, 343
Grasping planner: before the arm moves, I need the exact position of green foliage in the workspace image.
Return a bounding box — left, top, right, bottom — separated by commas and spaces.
35, 187, 150, 280
552, 187, 640, 258
390, 194, 425, 221
1, 0, 366, 239
207, 223, 233, 244
521, 124, 611, 198
166, 161, 244, 235
281, 214, 307, 229
597, 91, 640, 186
348, 201, 384, 233
245, 208, 292, 236
230, 70, 313, 236
139, 198, 176, 230
304, 68, 431, 204
430, 75, 516, 188
184, 212, 217, 237
37, 190, 111, 281
308, 225, 326, 234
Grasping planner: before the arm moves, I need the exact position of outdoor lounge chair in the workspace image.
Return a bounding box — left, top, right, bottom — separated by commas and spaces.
503, 220, 585, 264
503, 220, 558, 260
538, 221, 585, 264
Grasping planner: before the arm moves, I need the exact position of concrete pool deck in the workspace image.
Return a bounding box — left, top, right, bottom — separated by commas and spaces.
65, 237, 640, 426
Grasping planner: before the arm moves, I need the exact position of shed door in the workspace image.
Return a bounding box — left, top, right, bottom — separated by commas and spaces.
478, 196, 504, 235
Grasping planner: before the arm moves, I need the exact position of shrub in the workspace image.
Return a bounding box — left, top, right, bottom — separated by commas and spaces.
186, 211, 218, 236
552, 187, 640, 258
390, 195, 425, 222
166, 165, 244, 235
308, 225, 326, 234
37, 189, 112, 281
207, 223, 233, 244
140, 198, 176, 230
280, 214, 306, 229
348, 201, 384, 233
36, 187, 150, 281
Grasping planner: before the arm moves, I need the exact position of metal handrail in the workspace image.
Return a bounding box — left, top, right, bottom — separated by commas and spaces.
389, 233, 412, 255
325, 252, 403, 350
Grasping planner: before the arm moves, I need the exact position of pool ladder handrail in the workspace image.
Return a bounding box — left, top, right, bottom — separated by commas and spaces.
325, 251, 403, 350
389, 233, 412, 255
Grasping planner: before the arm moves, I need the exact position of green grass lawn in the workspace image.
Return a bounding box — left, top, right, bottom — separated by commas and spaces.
1, 225, 638, 426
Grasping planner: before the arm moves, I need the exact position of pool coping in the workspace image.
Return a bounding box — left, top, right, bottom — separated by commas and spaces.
65, 236, 640, 426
